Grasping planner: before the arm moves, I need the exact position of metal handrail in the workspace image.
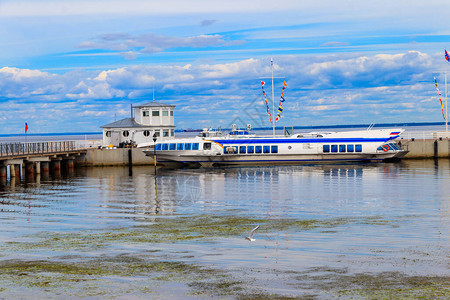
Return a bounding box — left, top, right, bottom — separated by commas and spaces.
0, 141, 81, 157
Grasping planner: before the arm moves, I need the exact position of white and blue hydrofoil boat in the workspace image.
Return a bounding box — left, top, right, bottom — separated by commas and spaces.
143, 126, 408, 167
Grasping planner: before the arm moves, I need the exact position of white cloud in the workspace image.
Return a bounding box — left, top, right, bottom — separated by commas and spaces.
0, 51, 446, 132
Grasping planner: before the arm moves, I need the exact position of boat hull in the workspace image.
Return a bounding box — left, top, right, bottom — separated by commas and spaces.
147, 150, 408, 167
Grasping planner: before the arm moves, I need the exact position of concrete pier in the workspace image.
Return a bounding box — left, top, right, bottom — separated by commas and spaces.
400, 138, 450, 159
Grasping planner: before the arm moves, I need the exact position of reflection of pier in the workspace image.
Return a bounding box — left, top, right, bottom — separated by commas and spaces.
0, 141, 86, 181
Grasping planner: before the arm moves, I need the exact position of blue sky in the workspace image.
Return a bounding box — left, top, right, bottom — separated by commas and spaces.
1, 0, 450, 133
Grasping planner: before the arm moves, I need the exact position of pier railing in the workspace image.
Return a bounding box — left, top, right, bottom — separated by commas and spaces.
0, 141, 78, 157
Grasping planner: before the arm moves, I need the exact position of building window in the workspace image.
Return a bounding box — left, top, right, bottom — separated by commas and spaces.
170, 111, 174, 116
105, 131, 111, 137
123, 131, 129, 137
143, 130, 150, 137
143, 111, 149, 117
152, 111, 159, 116
171, 129, 174, 136
162, 111, 169, 116
154, 130, 160, 137
323, 145, 330, 153
163, 130, 169, 137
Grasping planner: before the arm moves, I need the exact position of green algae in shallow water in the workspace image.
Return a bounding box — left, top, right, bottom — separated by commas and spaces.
1, 214, 403, 254
0, 258, 242, 297
293, 268, 450, 299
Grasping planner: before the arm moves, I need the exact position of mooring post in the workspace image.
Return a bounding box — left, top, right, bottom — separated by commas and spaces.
434, 140, 438, 158
128, 148, 132, 176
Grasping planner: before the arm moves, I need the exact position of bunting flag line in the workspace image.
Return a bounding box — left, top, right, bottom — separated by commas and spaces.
275, 80, 287, 122
261, 81, 272, 124
434, 78, 446, 120
445, 49, 450, 62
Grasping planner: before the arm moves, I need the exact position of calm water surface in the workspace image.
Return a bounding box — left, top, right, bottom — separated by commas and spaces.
0, 160, 449, 297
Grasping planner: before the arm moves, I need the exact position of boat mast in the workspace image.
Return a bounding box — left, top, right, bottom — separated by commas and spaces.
271, 56, 275, 137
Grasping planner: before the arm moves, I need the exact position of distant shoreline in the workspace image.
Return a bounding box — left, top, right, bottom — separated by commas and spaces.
0, 121, 446, 137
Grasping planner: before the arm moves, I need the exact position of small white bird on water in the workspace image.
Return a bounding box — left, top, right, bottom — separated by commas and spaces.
245, 225, 260, 241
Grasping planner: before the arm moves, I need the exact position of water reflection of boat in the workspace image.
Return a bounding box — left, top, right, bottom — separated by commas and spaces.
144, 126, 408, 168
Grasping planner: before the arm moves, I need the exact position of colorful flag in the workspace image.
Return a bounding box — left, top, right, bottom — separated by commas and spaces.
275, 81, 287, 122
445, 50, 450, 62
261, 81, 272, 124
434, 78, 446, 120
25, 122, 28, 133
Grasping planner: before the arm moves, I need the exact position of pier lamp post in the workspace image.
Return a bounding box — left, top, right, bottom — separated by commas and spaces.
152, 133, 157, 174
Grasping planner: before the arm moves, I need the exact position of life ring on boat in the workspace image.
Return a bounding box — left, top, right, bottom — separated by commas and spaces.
382, 145, 389, 152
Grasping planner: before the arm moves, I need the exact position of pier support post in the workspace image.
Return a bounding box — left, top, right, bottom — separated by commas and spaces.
66, 159, 74, 170
41, 161, 49, 173
51, 159, 61, 177
9, 164, 15, 177
0, 166, 7, 179
25, 162, 35, 179
35, 162, 41, 174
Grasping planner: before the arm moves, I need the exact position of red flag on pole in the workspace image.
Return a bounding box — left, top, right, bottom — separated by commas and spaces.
25, 122, 28, 133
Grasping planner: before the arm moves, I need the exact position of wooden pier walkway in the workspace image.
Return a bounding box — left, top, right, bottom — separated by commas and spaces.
0, 141, 87, 179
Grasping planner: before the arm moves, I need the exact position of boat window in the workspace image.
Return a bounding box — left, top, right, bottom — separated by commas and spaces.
238, 131, 244, 135
263, 145, 270, 153
155, 144, 162, 150
162, 144, 169, 150
323, 145, 330, 153
239, 146, 246, 154
169, 143, 176, 150
389, 143, 399, 150
192, 143, 199, 150
355, 144, 362, 152
347, 144, 354, 152
247, 146, 254, 153
184, 143, 191, 150
255, 146, 262, 153
203, 143, 211, 150
177, 143, 184, 150
331, 145, 338, 153
339, 145, 346, 153
271, 145, 278, 153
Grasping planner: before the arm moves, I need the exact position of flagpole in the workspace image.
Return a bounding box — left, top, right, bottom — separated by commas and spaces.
271, 56, 275, 137
446, 71, 448, 137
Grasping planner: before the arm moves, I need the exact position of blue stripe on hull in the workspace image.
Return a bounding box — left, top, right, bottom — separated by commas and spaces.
211, 138, 394, 144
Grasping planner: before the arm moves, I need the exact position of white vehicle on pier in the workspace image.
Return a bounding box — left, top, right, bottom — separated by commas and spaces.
143, 126, 408, 167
